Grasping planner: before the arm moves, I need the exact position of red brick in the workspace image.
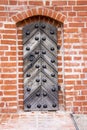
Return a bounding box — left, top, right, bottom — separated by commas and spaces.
1, 40, 16, 45
29, 1, 43, 5
1, 63, 16, 67
0, 0, 8, 5
52, 1, 67, 6
77, 1, 87, 5
69, 23, 84, 27
77, 12, 87, 16
75, 96, 85, 101
4, 91, 17, 96
9, 0, 17, 5
1, 74, 16, 78
74, 6, 87, 11
1, 85, 16, 90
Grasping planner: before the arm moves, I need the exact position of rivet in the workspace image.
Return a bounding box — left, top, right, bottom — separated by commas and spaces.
27, 104, 31, 108
42, 65, 46, 69
42, 51, 46, 54
51, 73, 55, 77
50, 47, 55, 51
52, 88, 56, 92
51, 59, 55, 63
41, 24, 46, 29
29, 54, 35, 62
35, 51, 39, 54
35, 65, 40, 68
27, 88, 31, 92
43, 92, 47, 96
26, 31, 30, 35
36, 79, 40, 82
35, 24, 39, 28
37, 104, 41, 108
43, 104, 47, 108
36, 92, 40, 97
26, 73, 31, 77
26, 47, 30, 51
50, 30, 54, 35
52, 103, 56, 108
35, 37, 39, 40
42, 79, 47, 82
42, 37, 46, 41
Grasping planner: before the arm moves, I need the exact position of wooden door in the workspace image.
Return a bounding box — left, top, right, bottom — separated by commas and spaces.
23, 22, 58, 111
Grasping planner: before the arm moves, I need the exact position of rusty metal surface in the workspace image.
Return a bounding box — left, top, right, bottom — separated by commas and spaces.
23, 22, 58, 111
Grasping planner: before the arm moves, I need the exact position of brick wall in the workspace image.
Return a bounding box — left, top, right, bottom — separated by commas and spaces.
0, 0, 87, 114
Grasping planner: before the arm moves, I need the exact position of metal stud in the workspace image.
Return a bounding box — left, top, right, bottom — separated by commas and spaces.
27, 88, 31, 92
36, 79, 40, 82
50, 30, 54, 35
36, 92, 40, 97
35, 51, 39, 54
35, 37, 39, 40
42, 79, 47, 82
51, 73, 55, 77
51, 59, 55, 63
43, 104, 47, 108
35, 65, 40, 68
37, 104, 41, 108
26, 73, 31, 77
42, 37, 46, 41
35, 24, 39, 28
26, 31, 30, 35
52, 103, 56, 108
42, 51, 46, 54
26, 47, 30, 51
41, 24, 46, 29
42, 65, 46, 69
52, 87, 56, 92
43, 92, 47, 96
29, 54, 35, 62
27, 104, 31, 108
50, 47, 55, 51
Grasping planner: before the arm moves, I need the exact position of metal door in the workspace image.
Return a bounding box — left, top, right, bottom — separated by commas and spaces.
23, 22, 58, 111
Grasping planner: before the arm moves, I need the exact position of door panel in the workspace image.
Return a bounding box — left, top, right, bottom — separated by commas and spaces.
23, 22, 58, 111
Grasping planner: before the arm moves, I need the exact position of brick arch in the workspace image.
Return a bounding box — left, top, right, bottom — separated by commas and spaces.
11, 7, 66, 24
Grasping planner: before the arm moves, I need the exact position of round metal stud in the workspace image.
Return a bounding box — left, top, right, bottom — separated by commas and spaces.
27, 104, 31, 108
26, 73, 31, 77
42, 37, 46, 41
36, 79, 40, 82
50, 47, 55, 51
35, 51, 39, 54
35, 65, 40, 68
52, 103, 56, 108
51, 59, 55, 63
35, 24, 39, 28
27, 88, 31, 92
29, 54, 35, 62
43, 104, 47, 108
35, 37, 39, 40
42, 79, 47, 82
36, 92, 40, 97
42, 51, 46, 54
37, 104, 41, 108
52, 87, 56, 92
26, 31, 30, 35
50, 30, 54, 35
43, 92, 47, 96
41, 24, 46, 29
42, 65, 46, 69
51, 73, 55, 77
26, 47, 30, 51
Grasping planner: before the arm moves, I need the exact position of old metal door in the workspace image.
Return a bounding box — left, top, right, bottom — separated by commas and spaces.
23, 22, 58, 111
